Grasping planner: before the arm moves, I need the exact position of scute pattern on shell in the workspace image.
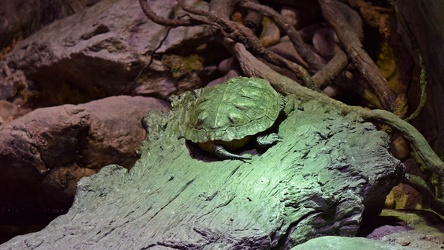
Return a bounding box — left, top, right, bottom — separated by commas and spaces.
184, 77, 283, 143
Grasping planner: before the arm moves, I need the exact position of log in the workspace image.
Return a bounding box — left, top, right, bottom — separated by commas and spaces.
1, 89, 404, 249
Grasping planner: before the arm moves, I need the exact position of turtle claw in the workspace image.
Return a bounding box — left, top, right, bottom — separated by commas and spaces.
255, 133, 282, 148
213, 144, 251, 161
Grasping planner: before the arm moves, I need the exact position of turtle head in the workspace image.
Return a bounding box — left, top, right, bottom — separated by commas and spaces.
197, 136, 252, 160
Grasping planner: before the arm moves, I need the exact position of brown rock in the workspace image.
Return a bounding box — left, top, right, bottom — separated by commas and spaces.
279, 1, 322, 29
0, 100, 18, 124
259, 17, 281, 48
0, 95, 168, 209
390, 134, 411, 161
4, 0, 208, 106
0, 0, 102, 50
363, 209, 444, 250
280, 6, 299, 28
217, 57, 235, 75
385, 183, 423, 210
0, 62, 29, 102
268, 39, 308, 68
312, 27, 337, 59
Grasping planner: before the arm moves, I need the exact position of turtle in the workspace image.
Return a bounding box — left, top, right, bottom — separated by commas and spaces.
184, 77, 284, 160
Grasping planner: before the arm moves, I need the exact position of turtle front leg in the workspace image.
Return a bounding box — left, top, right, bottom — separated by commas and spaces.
255, 133, 282, 148
213, 144, 251, 160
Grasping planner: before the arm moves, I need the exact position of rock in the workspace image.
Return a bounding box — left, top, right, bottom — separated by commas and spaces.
390, 134, 411, 161
280, 6, 299, 28
243, 9, 262, 32
291, 236, 417, 250
0, 92, 404, 249
0, 101, 18, 125
385, 183, 423, 210
267, 38, 325, 81
298, 23, 321, 43
276, 1, 322, 29
0, 62, 29, 102
259, 18, 281, 48
207, 69, 241, 87
4, 0, 209, 106
0, 96, 168, 210
0, 0, 101, 50
217, 57, 235, 75
361, 209, 444, 250
268, 39, 308, 68
312, 27, 337, 59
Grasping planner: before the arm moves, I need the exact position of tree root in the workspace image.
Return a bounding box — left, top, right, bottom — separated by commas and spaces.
138, 0, 444, 215
318, 0, 396, 111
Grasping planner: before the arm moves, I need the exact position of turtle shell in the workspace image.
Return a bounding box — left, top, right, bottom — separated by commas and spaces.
184, 77, 283, 143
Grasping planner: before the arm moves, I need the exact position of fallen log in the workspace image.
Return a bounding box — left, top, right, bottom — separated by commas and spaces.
2, 89, 403, 249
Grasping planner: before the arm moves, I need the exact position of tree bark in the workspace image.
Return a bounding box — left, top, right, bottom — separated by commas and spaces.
1, 88, 403, 249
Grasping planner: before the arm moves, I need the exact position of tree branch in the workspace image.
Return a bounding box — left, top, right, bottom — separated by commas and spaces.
318, 0, 397, 111
139, 0, 206, 27
138, 0, 444, 215
312, 48, 349, 88
177, 0, 315, 89
240, 0, 325, 72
